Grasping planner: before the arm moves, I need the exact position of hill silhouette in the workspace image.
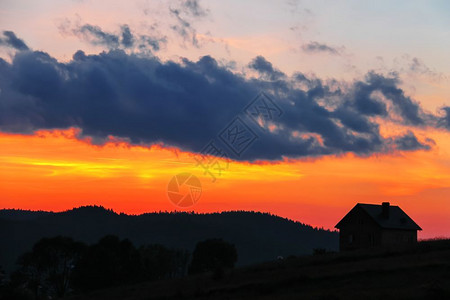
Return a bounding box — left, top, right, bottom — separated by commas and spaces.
0, 206, 338, 274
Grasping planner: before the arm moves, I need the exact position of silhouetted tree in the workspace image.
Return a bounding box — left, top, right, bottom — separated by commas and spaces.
72, 235, 140, 291
0, 266, 5, 286
14, 236, 86, 299
139, 244, 189, 280
171, 248, 190, 278
2, 233, 192, 297
188, 238, 237, 275
139, 244, 173, 280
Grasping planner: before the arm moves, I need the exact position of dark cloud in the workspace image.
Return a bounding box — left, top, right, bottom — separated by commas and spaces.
77, 24, 120, 48
302, 41, 341, 55
169, 0, 208, 47
139, 35, 166, 52
182, 0, 209, 17
344, 71, 430, 127
393, 131, 432, 151
438, 106, 450, 129
363, 72, 425, 125
352, 80, 388, 116
0, 31, 29, 51
248, 56, 285, 81
170, 8, 199, 47
120, 25, 134, 48
68, 23, 165, 52
0, 50, 442, 161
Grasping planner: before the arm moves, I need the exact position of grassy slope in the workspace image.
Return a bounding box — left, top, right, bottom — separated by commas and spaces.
67, 240, 450, 300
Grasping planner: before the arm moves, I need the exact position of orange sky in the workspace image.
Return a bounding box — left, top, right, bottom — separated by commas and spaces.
1, 127, 450, 239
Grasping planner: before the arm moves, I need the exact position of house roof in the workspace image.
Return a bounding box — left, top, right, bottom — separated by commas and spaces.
335, 203, 422, 231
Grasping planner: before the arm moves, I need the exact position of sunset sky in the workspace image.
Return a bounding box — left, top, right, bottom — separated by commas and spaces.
1, 0, 449, 239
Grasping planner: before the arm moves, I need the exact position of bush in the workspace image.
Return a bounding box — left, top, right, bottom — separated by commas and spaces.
188, 238, 237, 275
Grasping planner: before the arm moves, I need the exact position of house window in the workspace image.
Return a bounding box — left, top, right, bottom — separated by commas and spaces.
349, 234, 353, 244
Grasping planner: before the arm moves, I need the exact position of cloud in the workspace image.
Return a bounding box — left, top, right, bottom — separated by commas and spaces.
0, 31, 29, 51
182, 0, 209, 17
393, 131, 433, 151
363, 72, 427, 126
302, 41, 341, 55
438, 106, 450, 129
376, 54, 447, 84
61, 21, 166, 52
76, 24, 121, 48
169, 8, 199, 47
0, 49, 443, 161
120, 25, 134, 48
351, 71, 431, 126
170, 8, 197, 46
169, 0, 209, 47
248, 56, 285, 81
401, 55, 446, 82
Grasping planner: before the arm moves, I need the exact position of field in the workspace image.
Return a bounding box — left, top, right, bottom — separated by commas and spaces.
68, 240, 450, 300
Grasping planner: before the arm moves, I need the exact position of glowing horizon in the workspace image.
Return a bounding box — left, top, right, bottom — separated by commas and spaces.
1, 128, 449, 239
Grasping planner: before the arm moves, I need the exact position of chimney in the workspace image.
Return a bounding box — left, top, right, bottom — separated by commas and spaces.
381, 202, 390, 219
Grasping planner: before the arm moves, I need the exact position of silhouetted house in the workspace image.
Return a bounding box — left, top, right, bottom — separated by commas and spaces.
335, 202, 421, 251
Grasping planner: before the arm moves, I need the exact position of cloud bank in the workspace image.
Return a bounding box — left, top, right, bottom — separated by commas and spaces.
0, 31, 445, 161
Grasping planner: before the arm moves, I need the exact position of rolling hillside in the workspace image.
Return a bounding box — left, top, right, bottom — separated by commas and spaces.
0, 206, 338, 274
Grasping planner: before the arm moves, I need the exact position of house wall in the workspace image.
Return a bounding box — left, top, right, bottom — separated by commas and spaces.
381, 229, 417, 246
338, 207, 419, 251
338, 208, 381, 251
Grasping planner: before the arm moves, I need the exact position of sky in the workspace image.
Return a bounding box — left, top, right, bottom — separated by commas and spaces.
1, 0, 450, 239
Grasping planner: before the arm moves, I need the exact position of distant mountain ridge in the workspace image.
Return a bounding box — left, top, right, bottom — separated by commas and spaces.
0, 206, 338, 274
0, 209, 52, 221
